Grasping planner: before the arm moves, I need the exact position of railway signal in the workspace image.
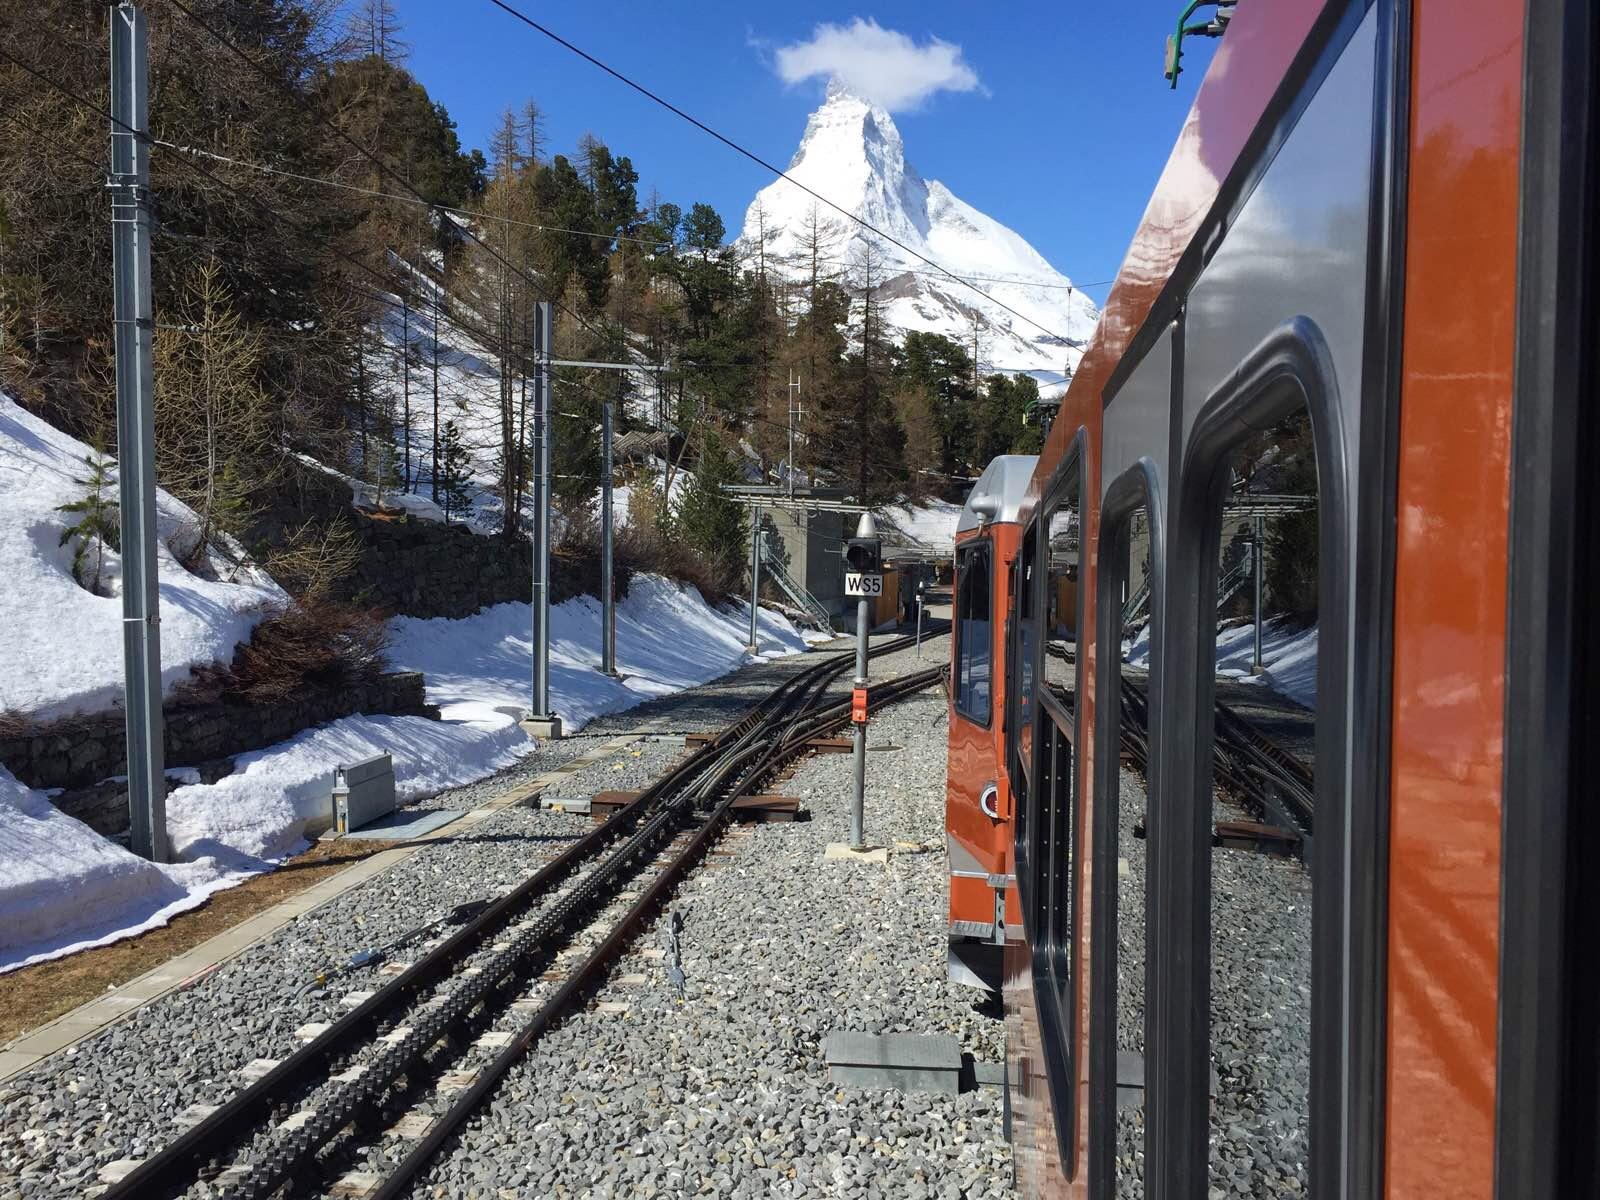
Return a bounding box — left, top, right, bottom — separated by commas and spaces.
847, 513, 881, 850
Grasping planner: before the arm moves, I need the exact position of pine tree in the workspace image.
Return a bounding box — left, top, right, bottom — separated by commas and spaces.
153, 257, 278, 554
56, 445, 119, 595
674, 431, 748, 579
436, 419, 472, 524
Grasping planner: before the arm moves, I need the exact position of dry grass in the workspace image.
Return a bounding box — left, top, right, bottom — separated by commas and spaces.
0, 837, 397, 1048
228, 597, 389, 702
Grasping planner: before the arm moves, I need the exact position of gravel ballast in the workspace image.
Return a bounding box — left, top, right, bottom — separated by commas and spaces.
1111, 764, 1312, 1200
408, 633, 1014, 1200
1, 633, 1014, 1200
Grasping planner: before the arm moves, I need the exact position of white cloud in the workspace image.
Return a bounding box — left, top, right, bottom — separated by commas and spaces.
771, 18, 982, 112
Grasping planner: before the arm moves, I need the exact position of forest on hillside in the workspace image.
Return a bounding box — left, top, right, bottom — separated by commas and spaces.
0, 0, 1047, 589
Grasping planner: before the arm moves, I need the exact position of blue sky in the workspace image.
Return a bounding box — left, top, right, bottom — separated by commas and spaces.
390, 3, 1219, 302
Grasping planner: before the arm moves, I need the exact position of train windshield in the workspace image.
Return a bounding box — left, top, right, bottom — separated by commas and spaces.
954, 542, 993, 723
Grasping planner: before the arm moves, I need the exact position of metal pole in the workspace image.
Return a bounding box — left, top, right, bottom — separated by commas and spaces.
1252, 513, 1265, 675
916, 587, 924, 660
110, 2, 166, 863
746, 504, 762, 654
600, 391, 617, 676
787, 369, 798, 498
526, 301, 559, 735
851, 599, 870, 848
849, 512, 875, 850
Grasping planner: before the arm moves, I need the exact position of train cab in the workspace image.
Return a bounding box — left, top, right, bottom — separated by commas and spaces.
945, 454, 1037, 991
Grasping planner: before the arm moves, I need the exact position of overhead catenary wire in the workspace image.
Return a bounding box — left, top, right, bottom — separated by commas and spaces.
153, 139, 674, 250
3, 35, 1044, 509
481, 0, 1076, 349
154, 137, 1113, 301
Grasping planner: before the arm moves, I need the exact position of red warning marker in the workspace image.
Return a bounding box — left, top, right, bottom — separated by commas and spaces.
851, 687, 869, 724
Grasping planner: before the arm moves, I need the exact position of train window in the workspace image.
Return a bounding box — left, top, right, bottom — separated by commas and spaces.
1042, 491, 1081, 699
1204, 406, 1317, 1195
1011, 519, 1039, 796
1094, 494, 1154, 1199
1030, 451, 1083, 1165
954, 541, 993, 725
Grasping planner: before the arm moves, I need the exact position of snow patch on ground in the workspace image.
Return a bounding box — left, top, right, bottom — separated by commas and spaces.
0, 394, 284, 719
0, 573, 811, 973
1125, 617, 1317, 710
388, 574, 811, 733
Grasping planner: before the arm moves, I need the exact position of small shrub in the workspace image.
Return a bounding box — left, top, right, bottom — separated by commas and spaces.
615, 516, 741, 605
227, 598, 389, 702
56, 446, 120, 595
264, 516, 363, 601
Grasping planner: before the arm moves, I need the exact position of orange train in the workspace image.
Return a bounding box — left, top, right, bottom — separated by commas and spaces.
942, 0, 1598, 1197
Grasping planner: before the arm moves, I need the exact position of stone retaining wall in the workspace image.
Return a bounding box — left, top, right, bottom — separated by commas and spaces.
0, 672, 433, 834
255, 464, 617, 619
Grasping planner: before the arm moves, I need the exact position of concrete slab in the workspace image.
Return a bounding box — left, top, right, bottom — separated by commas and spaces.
824, 843, 889, 865
238, 1057, 281, 1081
339, 808, 463, 841
97, 1159, 143, 1184
0, 1049, 42, 1078
520, 715, 564, 740
822, 1032, 962, 1096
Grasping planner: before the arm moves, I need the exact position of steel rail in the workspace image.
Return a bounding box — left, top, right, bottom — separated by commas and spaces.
108, 631, 944, 1200
101, 661, 828, 1200
369, 662, 945, 1200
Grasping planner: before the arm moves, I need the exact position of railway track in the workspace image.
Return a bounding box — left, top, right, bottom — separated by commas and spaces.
102, 631, 947, 1200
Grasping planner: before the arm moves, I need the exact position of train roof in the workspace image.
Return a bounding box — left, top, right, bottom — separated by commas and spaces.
956, 455, 1039, 533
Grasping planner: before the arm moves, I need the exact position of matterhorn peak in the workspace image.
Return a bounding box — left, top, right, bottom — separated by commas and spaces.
743, 85, 1099, 389
823, 76, 856, 102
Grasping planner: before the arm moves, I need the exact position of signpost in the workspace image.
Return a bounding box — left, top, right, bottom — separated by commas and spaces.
843, 571, 883, 598
843, 515, 881, 851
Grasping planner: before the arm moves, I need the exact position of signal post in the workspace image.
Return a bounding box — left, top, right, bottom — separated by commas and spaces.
833, 513, 882, 857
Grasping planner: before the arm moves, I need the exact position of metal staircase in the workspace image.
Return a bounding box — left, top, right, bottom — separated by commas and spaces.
759, 538, 834, 631
1121, 576, 1152, 627
1121, 546, 1251, 634
1216, 548, 1253, 612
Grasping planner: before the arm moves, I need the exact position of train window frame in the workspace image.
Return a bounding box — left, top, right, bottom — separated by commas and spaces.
952, 538, 995, 728
1160, 318, 1352, 1194
1008, 517, 1040, 803
1087, 462, 1165, 1196
1035, 451, 1083, 971
1026, 432, 1088, 1176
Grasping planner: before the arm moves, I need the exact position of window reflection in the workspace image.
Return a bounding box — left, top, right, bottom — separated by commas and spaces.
1206, 408, 1318, 1196
955, 542, 993, 723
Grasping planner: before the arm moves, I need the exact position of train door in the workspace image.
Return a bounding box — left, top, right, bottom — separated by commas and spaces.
949, 535, 1001, 989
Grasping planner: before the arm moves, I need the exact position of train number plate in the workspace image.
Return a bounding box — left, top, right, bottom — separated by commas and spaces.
844, 572, 884, 597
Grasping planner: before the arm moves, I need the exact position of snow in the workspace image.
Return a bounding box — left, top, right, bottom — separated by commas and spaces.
879, 499, 963, 553
0, 394, 284, 719
0, 765, 243, 971
740, 80, 1099, 381
388, 574, 812, 733
165, 711, 533, 864
1125, 616, 1318, 710
0, 570, 812, 973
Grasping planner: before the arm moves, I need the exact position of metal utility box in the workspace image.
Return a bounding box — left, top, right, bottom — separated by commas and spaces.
332, 753, 397, 835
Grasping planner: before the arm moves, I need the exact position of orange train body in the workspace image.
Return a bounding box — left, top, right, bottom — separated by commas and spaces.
943, 0, 1599, 1195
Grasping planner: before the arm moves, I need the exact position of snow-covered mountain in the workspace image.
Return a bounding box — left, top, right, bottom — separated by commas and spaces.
741, 79, 1097, 391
